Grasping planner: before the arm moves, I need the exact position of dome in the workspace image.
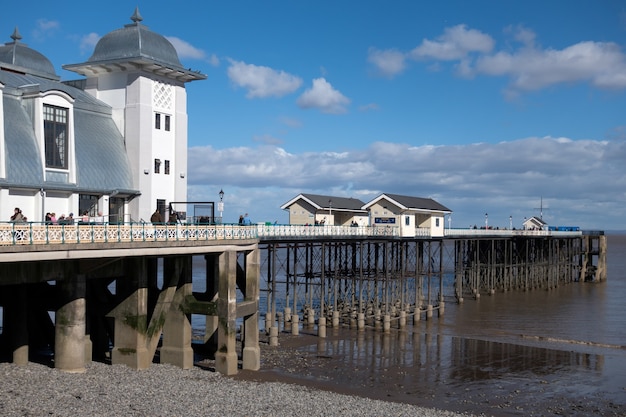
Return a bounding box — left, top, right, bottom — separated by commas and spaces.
0, 27, 58, 80
87, 8, 183, 69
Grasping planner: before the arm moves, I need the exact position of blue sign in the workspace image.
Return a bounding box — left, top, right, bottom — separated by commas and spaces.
374, 217, 396, 224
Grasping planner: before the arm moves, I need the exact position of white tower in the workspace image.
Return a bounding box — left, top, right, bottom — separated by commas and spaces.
64, 8, 206, 222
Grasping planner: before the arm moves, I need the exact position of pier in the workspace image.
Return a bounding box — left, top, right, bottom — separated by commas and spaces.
0, 222, 606, 374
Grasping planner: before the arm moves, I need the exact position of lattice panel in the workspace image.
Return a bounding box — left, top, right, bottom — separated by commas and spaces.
153, 80, 173, 110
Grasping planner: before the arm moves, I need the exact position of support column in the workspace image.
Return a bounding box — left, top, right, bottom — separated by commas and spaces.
215, 250, 238, 375
5, 284, 29, 365
109, 258, 151, 370
242, 248, 260, 371
161, 257, 194, 369
54, 271, 86, 373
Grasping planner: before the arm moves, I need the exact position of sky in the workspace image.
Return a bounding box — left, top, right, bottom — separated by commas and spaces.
5, 1, 626, 230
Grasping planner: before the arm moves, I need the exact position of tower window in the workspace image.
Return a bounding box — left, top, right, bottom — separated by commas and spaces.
164, 160, 170, 175
165, 115, 171, 131
44, 105, 68, 169
155, 113, 161, 129
154, 159, 161, 174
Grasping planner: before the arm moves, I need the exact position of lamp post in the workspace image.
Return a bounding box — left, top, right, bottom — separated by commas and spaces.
448, 213, 452, 230
218, 189, 224, 223
509, 215, 513, 230
485, 212, 488, 229
328, 199, 332, 225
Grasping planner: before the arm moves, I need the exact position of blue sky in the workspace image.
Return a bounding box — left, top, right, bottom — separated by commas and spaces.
5, 1, 626, 230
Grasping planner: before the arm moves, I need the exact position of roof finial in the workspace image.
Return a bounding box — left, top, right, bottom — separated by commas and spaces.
131, 7, 143, 23
11, 26, 22, 42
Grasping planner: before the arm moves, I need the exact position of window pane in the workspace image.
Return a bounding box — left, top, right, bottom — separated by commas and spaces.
155, 113, 161, 129
44, 105, 68, 169
165, 115, 170, 131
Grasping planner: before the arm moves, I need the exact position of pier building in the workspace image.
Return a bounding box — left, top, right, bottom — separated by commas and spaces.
0, 7, 205, 225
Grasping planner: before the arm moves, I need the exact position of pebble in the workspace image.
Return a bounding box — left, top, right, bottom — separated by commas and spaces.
0, 362, 475, 417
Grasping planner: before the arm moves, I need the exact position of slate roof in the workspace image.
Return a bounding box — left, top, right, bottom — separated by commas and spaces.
364, 193, 452, 213
281, 193, 367, 212
0, 69, 136, 194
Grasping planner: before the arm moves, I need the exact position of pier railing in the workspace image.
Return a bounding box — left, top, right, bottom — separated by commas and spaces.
0, 222, 257, 246
256, 223, 399, 239
0, 222, 587, 247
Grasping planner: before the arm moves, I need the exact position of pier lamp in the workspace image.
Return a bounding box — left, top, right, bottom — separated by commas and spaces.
218, 189, 224, 222
509, 215, 513, 230
329, 199, 332, 224
485, 213, 488, 229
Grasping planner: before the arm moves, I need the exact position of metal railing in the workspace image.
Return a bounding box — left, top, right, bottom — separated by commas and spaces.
0, 222, 588, 247
0, 222, 257, 246
256, 224, 399, 239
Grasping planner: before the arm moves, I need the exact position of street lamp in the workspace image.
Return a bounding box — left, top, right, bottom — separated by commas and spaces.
218, 189, 224, 222
485, 212, 488, 229
448, 213, 452, 230
509, 215, 513, 230
328, 199, 332, 225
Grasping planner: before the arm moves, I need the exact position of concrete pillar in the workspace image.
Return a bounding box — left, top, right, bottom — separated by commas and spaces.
55, 273, 86, 373
383, 314, 391, 333
265, 312, 273, 333
291, 314, 299, 335
269, 326, 279, 346
110, 258, 151, 370
242, 249, 260, 371
307, 308, 316, 325
357, 312, 365, 331
426, 304, 433, 319
399, 310, 406, 329
438, 301, 445, 317
5, 284, 29, 365
332, 310, 340, 328
215, 251, 238, 375
161, 257, 194, 369
318, 316, 326, 338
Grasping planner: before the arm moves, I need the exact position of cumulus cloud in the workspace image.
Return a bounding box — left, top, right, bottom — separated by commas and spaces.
410, 24, 495, 61
227, 60, 302, 98
370, 24, 626, 95
80, 33, 100, 55
367, 47, 407, 77
167, 36, 209, 61
296, 78, 350, 114
32, 19, 60, 41
187, 137, 626, 229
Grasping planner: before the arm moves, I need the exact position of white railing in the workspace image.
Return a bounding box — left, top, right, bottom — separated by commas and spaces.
444, 228, 583, 237
0, 222, 257, 246
256, 224, 399, 239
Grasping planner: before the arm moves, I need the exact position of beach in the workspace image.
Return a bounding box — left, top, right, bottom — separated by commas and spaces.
0, 360, 471, 417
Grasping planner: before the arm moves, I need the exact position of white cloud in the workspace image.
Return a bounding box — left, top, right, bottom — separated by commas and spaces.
475, 40, 626, 92
166, 36, 208, 61
187, 136, 626, 230
367, 47, 407, 77
227, 60, 302, 99
296, 78, 350, 114
80, 33, 100, 55
410, 24, 494, 61
32, 19, 59, 41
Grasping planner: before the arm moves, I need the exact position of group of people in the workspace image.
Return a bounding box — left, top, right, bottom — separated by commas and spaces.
151, 209, 179, 224
45, 212, 75, 225
238, 213, 252, 225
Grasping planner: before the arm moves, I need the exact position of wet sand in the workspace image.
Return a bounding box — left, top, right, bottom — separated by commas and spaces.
227, 327, 626, 417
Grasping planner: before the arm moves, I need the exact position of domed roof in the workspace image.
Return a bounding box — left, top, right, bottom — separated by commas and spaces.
0, 27, 58, 80
87, 8, 183, 69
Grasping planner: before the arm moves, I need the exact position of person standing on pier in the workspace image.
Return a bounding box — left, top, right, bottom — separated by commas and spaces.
243, 213, 252, 225
10, 207, 26, 223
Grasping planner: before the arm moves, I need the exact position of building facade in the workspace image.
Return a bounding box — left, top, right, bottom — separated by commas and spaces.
0, 8, 205, 223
